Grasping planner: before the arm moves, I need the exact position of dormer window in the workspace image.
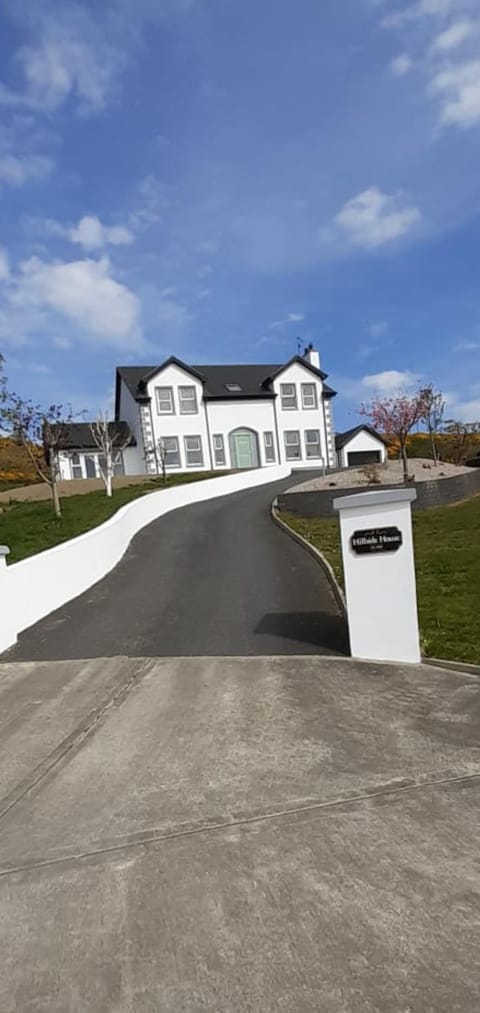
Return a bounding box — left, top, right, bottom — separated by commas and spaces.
225, 383, 242, 392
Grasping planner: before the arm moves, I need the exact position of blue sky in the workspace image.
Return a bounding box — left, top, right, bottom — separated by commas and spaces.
0, 0, 480, 428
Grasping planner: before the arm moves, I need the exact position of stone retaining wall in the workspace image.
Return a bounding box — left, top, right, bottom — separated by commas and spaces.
278, 468, 480, 518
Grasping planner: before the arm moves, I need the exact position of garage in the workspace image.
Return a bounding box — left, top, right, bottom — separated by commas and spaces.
335, 425, 387, 469
347, 449, 382, 467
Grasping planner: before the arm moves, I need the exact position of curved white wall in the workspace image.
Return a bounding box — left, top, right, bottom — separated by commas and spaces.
0, 466, 291, 654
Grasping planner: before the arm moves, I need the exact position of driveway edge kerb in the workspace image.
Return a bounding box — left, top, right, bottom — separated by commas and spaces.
271, 499, 347, 616
423, 656, 480, 677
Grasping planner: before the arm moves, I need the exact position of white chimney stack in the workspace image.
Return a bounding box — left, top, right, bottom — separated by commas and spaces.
303, 343, 320, 370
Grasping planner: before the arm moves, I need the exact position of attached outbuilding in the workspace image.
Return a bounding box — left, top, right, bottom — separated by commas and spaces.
335, 425, 387, 469
56, 422, 137, 481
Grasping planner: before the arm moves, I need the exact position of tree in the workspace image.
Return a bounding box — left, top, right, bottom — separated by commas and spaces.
156, 437, 169, 486
442, 419, 480, 465
419, 384, 445, 464
359, 391, 427, 483
89, 414, 131, 497
1, 392, 75, 518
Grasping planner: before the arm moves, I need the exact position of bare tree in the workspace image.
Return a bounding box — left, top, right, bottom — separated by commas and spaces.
419, 384, 445, 464
1, 392, 76, 517
89, 413, 131, 497
443, 419, 480, 465
156, 437, 169, 486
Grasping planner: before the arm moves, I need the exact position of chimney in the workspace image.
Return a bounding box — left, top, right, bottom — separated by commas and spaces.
303, 342, 320, 371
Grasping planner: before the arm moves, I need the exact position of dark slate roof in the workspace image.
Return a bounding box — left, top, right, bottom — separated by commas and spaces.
335, 424, 386, 451
116, 355, 335, 413
56, 422, 136, 451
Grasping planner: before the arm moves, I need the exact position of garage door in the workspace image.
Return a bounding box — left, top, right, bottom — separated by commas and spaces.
347, 450, 381, 467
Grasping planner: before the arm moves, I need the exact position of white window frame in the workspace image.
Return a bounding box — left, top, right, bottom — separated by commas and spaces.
301, 383, 318, 410
71, 452, 83, 480
284, 430, 302, 461
184, 435, 204, 467
280, 383, 298, 410
162, 436, 180, 468
305, 429, 322, 459
179, 385, 198, 415
155, 386, 175, 415
263, 431, 275, 463
213, 434, 226, 467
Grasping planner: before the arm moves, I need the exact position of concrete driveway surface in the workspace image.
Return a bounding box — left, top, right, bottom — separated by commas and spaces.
1, 652, 480, 1011
5, 472, 348, 662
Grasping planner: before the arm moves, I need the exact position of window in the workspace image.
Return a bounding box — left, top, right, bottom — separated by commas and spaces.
155, 386, 175, 414
85, 455, 97, 479
179, 385, 198, 414
98, 454, 125, 477
301, 383, 317, 410
160, 436, 180, 467
213, 434, 226, 466
71, 452, 83, 480
263, 431, 275, 463
225, 383, 242, 392
280, 383, 297, 410
284, 430, 301, 460
305, 429, 322, 459
184, 435, 204, 467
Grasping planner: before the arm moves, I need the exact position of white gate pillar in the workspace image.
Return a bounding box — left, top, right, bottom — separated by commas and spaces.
333, 489, 420, 664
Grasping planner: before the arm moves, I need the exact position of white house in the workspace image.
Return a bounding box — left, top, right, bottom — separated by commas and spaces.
57, 345, 385, 480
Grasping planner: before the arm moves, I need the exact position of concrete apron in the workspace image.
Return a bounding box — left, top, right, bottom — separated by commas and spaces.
0, 653, 479, 1012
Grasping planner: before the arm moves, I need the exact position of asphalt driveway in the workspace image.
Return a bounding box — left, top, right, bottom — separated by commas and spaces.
1, 653, 479, 1011
6, 472, 348, 662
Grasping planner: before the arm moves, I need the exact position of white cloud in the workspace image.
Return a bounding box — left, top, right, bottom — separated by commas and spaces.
268, 312, 306, 330
445, 393, 480, 420
430, 60, 480, 126
196, 263, 213, 279
8, 255, 142, 348
431, 18, 475, 51
51, 335, 72, 350
0, 153, 53, 187
38, 214, 135, 250
69, 215, 134, 250
361, 369, 419, 393
334, 187, 421, 249
391, 54, 414, 76
368, 320, 389, 336
0, 8, 126, 116
383, 0, 460, 28
0, 247, 10, 281
453, 339, 479, 351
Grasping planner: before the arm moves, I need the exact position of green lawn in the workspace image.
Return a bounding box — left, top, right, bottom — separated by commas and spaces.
0, 472, 220, 564
281, 497, 480, 666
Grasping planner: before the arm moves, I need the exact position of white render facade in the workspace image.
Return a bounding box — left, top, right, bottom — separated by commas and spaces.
114, 346, 337, 476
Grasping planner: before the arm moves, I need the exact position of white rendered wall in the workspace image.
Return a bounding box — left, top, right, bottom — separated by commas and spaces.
272, 362, 329, 467
338, 430, 387, 468
334, 489, 420, 664
205, 399, 278, 468
146, 364, 211, 471
0, 464, 292, 654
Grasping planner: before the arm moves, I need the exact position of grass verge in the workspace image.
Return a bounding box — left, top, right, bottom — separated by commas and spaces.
0, 472, 221, 564
281, 497, 480, 667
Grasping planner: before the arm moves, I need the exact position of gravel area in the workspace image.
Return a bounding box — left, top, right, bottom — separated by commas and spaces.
289, 458, 471, 493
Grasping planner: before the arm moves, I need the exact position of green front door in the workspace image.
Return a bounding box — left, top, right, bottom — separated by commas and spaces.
230, 431, 257, 470
234, 433, 255, 468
